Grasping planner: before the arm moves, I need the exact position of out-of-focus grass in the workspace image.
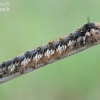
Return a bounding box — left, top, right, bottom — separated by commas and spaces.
0, 0, 100, 100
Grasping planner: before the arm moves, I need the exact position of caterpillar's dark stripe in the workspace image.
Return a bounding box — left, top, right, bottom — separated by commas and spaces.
0, 22, 100, 78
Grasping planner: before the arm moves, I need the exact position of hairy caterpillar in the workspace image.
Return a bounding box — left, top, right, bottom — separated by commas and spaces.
0, 22, 100, 78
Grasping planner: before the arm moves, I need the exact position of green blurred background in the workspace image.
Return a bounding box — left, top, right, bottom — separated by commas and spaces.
0, 0, 100, 100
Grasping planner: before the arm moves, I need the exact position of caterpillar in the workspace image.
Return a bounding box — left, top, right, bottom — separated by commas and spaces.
0, 22, 100, 78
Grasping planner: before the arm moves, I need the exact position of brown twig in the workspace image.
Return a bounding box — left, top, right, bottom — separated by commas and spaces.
0, 23, 100, 84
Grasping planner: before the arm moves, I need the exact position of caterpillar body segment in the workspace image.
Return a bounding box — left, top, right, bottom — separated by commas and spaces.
2, 62, 8, 75
63, 34, 74, 53
24, 50, 38, 69
90, 29, 98, 42
36, 47, 43, 64
13, 55, 27, 74
3, 59, 15, 75
58, 38, 67, 55
31, 50, 40, 69
41, 45, 51, 64
52, 40, 63, 59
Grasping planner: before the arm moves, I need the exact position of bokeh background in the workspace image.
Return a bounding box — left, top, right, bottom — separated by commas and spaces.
0, 0, 100, 100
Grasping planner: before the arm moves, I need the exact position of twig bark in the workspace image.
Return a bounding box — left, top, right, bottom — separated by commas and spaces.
0, 28, 100, 84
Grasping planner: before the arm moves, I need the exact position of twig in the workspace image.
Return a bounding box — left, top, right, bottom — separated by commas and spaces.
0, 24, 100, 84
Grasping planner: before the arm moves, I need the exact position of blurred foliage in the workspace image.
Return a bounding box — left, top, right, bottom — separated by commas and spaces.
0, 0, 100, 100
